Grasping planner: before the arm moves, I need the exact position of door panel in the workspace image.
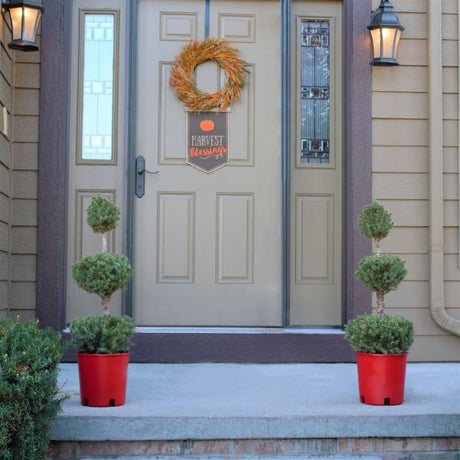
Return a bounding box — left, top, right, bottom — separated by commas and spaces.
66, 0, 127, 321
290, 0, 343, 326
134, 0, 282, 326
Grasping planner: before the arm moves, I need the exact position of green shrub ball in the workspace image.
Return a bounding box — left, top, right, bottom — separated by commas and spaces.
86, 195, 120, 234
344, 314, 414, 354
355, 253, 406, 295
71, 252, 132, 298
358, 200, 393, 241
70, 315, 135, 354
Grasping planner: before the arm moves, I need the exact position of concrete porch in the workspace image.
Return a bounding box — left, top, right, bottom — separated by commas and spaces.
49, 363, 460, 459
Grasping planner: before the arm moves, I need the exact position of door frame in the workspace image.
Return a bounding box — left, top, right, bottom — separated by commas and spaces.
38, 0, 372, 362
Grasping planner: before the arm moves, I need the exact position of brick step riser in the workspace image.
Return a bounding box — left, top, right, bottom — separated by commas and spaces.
48, 437, 460, 460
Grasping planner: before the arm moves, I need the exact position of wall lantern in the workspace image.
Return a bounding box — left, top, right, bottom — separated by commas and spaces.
2, 0, 44, 52
368, 0, 404, 66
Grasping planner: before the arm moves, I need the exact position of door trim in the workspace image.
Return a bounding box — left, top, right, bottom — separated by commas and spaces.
39, 0, 372, 362
281, 0, 291, 326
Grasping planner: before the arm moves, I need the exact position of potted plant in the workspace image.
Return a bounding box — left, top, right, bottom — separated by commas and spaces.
70, 195, 135, 407
344, 200, 414, 405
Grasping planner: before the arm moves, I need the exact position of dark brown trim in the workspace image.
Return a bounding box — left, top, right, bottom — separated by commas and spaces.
39, 0, 371, 362
62, 331, 355, 363
37, 0, 70, 330
344, 0, 373, 321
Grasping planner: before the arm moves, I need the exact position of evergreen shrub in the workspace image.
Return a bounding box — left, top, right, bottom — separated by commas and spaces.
344, 314, 414, 354
70, 315, 135, 354
358, 199, 393, 242
71, 252, 132, 298
355, 254, 407, 296
86, 194, 120, 234
0, 317, 65, 459
345, 200, 414, 354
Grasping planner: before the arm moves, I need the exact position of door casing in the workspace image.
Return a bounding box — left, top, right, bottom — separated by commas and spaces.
38, 0, 373, 362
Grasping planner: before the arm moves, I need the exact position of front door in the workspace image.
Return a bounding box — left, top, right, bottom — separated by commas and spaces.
133, 0, 342, 327
290, 0, 342, 326
133, 0, 283, 326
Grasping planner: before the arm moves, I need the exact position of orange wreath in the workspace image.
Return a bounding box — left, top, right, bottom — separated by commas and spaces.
169, 38, 247, 112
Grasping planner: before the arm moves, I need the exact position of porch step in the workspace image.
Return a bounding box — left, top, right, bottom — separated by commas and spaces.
80, 457, 382, 460
49, 363, 460, 459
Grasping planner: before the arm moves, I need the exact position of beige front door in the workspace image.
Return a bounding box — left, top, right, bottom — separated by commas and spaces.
290, 0, 342, 326
134, 0, 282, 326
133, 0, 342, 327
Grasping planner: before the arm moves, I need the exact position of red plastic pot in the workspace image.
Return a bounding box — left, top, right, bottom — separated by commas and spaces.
77, 352, 129, 407
356, 352, 408, 405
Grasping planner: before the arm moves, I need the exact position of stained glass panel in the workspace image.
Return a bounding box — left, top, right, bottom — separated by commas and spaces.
81, 13, 115, 161
300, 20, 330, 164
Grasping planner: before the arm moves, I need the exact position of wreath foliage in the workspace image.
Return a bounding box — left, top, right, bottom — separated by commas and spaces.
169, 38, 247, 111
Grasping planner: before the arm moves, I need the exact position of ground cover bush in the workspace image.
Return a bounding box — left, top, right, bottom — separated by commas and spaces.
0, 317, 66, 459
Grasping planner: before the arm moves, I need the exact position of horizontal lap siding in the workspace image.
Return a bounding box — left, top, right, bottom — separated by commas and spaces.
0, 17, 12, 318
372, 0, 460, 360
9, 31, 40, 319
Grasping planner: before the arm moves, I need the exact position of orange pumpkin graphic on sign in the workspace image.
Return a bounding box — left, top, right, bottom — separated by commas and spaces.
200, 119, 215, 132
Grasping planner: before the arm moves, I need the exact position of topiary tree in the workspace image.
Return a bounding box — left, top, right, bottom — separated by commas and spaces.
72, 196, 131, 314
355, 200, 407, 316
345, 201, 413, 354
86, 194, 120, 252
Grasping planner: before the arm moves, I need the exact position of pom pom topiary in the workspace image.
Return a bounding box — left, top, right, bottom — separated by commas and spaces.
87, 195, 120, 234
69, 315, 135, 354
345, 200, 413, 355
72, 253, 132, 314
358, 200, 393, 254
344, 314, 414, 354
356, 253, 407, 315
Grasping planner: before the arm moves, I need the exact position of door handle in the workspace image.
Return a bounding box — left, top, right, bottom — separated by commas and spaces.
135, 155, 159, 198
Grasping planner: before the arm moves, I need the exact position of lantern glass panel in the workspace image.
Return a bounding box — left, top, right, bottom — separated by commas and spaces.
9, 7, 23, 41
381, 27, 398, 59
370, 28, 382, 59
393, 29, 402, 59
22, 7, 41, 42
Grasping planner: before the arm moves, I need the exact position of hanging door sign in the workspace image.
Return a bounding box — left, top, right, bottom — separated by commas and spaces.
187, 111, 229, 173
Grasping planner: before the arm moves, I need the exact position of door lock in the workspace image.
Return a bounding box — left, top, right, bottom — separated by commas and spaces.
135, 155, 159, 198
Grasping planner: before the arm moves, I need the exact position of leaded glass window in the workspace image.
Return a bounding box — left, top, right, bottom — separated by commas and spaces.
79, 12, 117, 162
300, 20, 330, 164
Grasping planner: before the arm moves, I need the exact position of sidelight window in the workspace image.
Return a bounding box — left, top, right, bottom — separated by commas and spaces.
77, 11, 119, 163
299, 20, 330, 164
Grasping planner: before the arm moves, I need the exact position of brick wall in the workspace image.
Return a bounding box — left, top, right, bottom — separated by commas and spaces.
49, 437, 460, 459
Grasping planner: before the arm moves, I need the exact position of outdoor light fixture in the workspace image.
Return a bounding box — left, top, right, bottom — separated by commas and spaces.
2, 0, 43, 52
368, 0, 404, 66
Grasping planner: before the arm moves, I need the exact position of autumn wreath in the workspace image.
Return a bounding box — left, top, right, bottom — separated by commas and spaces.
169, 38, 247, 112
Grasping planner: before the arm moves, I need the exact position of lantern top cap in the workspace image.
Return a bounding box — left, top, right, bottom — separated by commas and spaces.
2, 0, 43, 10
368, 0, 404, 31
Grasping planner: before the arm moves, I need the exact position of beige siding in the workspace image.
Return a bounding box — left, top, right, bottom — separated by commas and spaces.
0, 16, 12, 318
371, 0, 460, 360
9, 39, 40, 319
0, 17, 40, 320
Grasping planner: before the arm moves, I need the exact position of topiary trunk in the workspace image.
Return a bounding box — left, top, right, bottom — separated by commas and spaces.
101, 295, 111, 315
102, 232, 108, 253
376, 291, 385, 317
